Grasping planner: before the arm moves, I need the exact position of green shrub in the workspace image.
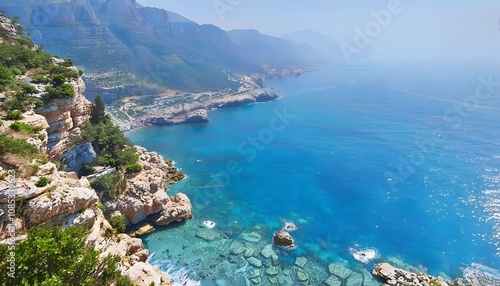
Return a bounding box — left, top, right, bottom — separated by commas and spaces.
52, 74, 66, 86
0, 65, 14, 85
6, 98, 24, 111
5, 109, 23, 120
31, 74, 50, 84
35, 176, 50, 187
21, 83, 39, 94
44, 83, 75, 100
32, 98, 44, 108
9, 121, 43, 134
0, 134, 39, 157
109, 215, 126, 233
0, 224, 134, 286
61, 59, 74, 67
48, 65, 79, 79
79, 163, 96, 176
125, 162, 142, 173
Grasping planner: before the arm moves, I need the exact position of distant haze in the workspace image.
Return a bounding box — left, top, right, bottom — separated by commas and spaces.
139, 0, 500, 62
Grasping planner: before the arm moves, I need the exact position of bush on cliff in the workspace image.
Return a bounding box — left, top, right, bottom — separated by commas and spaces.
126, 162, 142, 173
0, 224, 133, 286
110, 214, 126, 233
90, 172, 126, 200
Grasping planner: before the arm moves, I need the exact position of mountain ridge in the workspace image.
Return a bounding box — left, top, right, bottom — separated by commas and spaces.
1, 0, 324, 92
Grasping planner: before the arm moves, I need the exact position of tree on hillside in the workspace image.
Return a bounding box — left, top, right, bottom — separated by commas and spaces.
0, 224, 133, 286
90, 94, 106, 125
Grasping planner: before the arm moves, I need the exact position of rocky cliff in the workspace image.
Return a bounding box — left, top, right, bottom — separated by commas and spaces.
0, 160, 173, 285
36, 75, 93, 158
104, 146, 193, 225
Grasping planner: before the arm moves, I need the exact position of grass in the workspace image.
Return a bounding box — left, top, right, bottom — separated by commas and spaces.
9, 121, 43, 134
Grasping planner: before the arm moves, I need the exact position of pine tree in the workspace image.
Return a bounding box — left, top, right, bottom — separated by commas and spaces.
90, 94, 106, 125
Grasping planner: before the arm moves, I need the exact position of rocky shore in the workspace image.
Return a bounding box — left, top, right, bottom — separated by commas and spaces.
106, 68, 304, 132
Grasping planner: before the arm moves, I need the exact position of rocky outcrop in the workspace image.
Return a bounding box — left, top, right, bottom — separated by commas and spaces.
145, 108, 209, 126
61, 142, 97, 173
0, 13, 21, 38
372, 263, 463, 286
104, 146, 192, 225
36, 76, 92, 158
273, 231, 295, 248
154, 193, 193, 225
0, 164, 173, 285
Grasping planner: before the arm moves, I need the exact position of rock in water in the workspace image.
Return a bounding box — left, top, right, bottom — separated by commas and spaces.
273, 231, 295, 248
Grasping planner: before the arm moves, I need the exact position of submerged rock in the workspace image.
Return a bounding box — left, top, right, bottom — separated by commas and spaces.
296, 267, 310, 282
241, 231, 262, 243
229, 240, 247, 255
247, 257, 263, 268
273, 231, 294, 248
295, 257, 307, 268
265, 266, 279, 276
195, 228, 219, 242
324, 276, 342, 286
346, 272, 363, 286
261, 244, 277, 259
328, 263, 352, 280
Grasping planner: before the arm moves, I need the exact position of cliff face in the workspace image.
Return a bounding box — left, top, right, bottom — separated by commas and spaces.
105, 146, 193, 225
0, 164, 172, 285
36, 75, 93, 158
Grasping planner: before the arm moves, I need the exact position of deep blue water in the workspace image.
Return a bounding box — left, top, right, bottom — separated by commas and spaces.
127, 62, 500, 284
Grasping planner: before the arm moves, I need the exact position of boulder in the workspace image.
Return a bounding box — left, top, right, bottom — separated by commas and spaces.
61, 143, 96, 173
273, 231, 294, 247
154, 193, 193, 225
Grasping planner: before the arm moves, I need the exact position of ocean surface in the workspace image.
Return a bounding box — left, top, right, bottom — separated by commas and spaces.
127, 62, 500, 285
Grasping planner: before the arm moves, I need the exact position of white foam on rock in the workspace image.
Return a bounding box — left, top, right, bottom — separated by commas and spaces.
349, 247, 377, 264
202, 220, 216, 229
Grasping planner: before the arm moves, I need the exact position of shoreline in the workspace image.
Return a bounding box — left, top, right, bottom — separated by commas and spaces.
102, 66, 308, 132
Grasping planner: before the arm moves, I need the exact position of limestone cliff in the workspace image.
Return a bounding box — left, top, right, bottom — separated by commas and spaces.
36, 75, 93, 158
0, 166, 172, 285
104, 146, 193, 225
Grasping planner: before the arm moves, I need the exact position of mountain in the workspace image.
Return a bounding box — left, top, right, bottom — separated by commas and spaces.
282, 30, 345, 62
228, 29, 325, 66
0, 0, 322, 92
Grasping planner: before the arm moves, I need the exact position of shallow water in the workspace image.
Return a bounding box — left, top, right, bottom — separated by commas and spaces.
127, 62, 500, 285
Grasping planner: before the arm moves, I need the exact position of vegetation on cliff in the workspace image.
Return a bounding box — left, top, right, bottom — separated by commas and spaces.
0, 15, 144, 285
0, 224, 133, 286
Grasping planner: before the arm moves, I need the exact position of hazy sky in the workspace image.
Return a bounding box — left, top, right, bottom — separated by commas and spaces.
138, 0, 500, 61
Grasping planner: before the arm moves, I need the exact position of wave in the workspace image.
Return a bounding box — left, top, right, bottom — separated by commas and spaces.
149, 258, 200, 286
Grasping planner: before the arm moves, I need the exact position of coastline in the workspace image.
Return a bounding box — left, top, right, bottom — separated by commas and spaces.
104, 66, 308, 132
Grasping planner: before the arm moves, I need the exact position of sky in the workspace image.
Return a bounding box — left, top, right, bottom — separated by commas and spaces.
138, 0, 500, 61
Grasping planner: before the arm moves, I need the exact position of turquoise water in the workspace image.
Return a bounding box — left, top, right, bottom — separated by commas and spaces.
127, 62, 500, 285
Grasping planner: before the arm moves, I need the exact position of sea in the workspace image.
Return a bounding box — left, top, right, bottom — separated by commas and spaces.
126, 61, 500, 285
